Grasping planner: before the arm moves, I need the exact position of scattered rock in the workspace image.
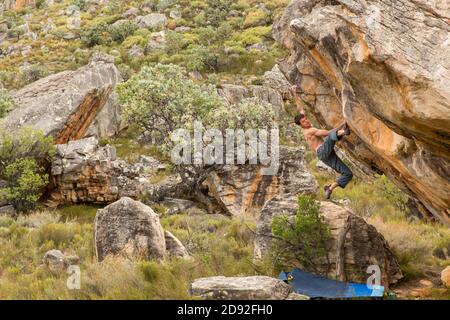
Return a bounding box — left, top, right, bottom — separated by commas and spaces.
174, 26, 191, 33
94, 197, 166, 262
43, 250, 79, 273
441, 267, 450, 288
161, 198, 196, 215
246, 43, 267, 52
136, 13, 167, 30
43, 250, 66, 273
42, 18, 56, 34
218, 84, 284, 119
169, 10, 181, 19
263, 64, 292, 100
123, 7, 139, 18
145, 31, 166, 52
190, 276, 293, 300
419, 279, 433, 288
188, 71, 203, 81
128, 44, 144, 58
0, 205, 16, 216
254, 197, 403, 288
165, 230, 190, 258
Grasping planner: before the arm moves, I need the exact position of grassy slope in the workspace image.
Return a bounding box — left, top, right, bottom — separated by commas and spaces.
0, 160, 448, 299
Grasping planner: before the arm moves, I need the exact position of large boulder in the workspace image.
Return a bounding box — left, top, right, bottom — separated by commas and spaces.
135, 13, 167, 29
49, 137, 152, 205
204, 146, 319, 216
94, 197, 190, 262
274, 0, 450, 226
190, 276, 304, 300
0, 53, 122, 142
254, 195, 403, 287
94, 197, 166, 262
165, 230, 190, 259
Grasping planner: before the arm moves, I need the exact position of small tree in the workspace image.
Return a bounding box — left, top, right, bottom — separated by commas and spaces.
0, 128, 56, 212
117, 64, 276, 211
0, 91, 15, 118
204, 0, 233, 28
271, 194, 332, 273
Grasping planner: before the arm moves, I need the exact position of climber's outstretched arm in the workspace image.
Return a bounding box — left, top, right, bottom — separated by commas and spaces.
290, 85, 305, 114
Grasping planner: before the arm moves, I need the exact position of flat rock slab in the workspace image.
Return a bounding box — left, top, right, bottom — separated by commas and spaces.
190, 276, 296, 300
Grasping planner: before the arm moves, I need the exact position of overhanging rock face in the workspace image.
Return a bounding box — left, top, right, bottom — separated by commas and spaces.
0, 53, 123, 142
274, 0, 450, 225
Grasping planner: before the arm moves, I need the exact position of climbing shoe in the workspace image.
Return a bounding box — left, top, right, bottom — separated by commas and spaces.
324, 185, 332, 199
343, 123, 351, 136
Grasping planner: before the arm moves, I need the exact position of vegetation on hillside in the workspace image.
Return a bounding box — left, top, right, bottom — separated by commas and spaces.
0, 128, 55, 212
0, 0, 289, 89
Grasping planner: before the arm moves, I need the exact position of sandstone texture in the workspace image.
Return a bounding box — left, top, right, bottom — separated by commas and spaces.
274, 0, 450, 225
49, 137, 153, 205
205, 146, 319, 216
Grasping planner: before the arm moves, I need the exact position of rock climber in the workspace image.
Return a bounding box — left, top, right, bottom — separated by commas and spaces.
290, 85, 353, 199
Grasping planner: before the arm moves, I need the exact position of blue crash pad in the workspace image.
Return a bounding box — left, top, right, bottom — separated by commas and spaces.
279, 268, 384, 299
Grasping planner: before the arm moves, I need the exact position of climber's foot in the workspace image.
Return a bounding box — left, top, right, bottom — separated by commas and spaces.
324, 185, 333, 200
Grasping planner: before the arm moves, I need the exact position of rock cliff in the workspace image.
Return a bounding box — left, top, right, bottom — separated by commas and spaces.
274, 0, 450, 225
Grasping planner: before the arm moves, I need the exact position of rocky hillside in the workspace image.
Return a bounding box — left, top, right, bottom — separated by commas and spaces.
273, 0, 450, 226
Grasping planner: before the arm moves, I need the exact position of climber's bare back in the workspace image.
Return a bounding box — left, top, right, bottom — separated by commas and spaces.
303, 127, 325, 152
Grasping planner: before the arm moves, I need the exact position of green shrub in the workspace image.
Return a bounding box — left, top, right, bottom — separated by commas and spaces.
0, 90, 15, 118
243, 8, 270, 28
19, 65, 47, 85
80, 22, 111, 47
70, 0, 87, 11
204, 0, 232, 28
0, 128, 55, 212
187, 45, 218, 72
271, 194, 332, 273
35, 0, 47, 9
0, 158, 49, 213
374, 175, 409, 212
109, 21, 138, 44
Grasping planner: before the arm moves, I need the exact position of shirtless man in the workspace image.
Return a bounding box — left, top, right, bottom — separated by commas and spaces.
291, 85, 353, 199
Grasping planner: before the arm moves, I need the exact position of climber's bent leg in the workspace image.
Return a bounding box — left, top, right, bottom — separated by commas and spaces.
317, 130, 339, 159
331, 154, 353, 189
322, 152, 354, 199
